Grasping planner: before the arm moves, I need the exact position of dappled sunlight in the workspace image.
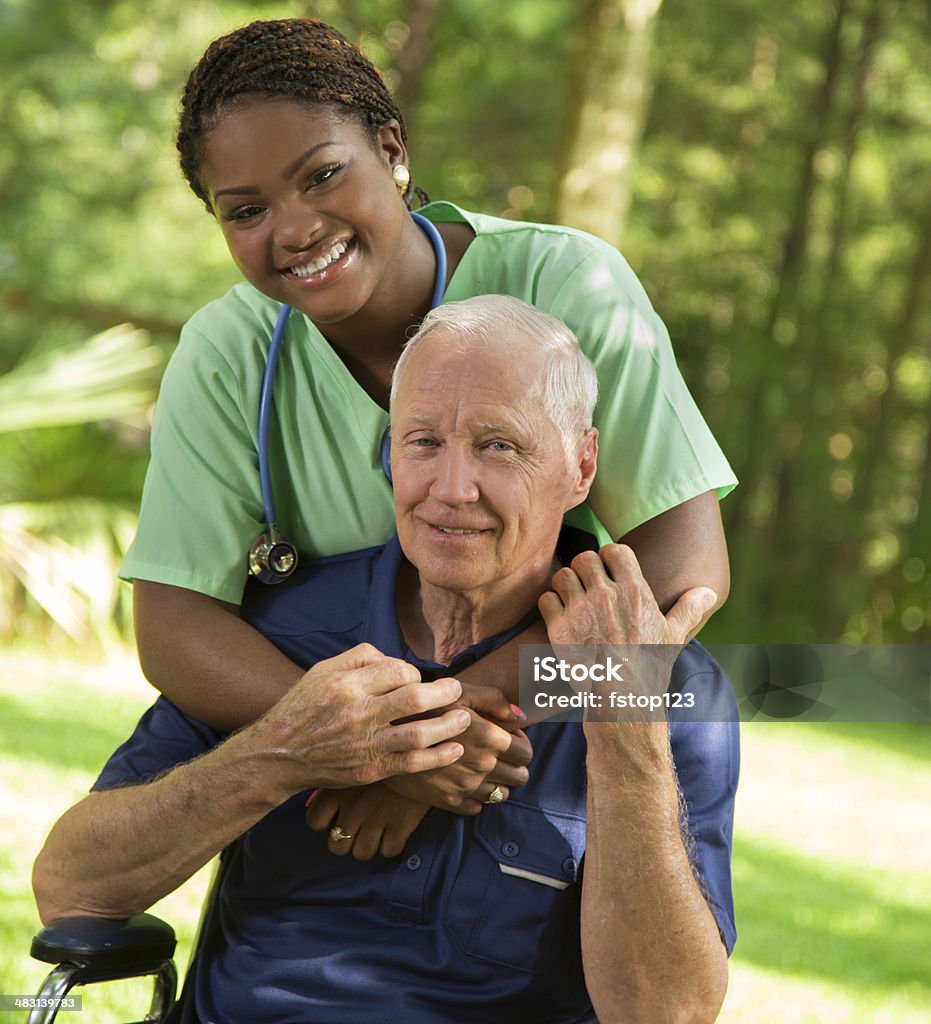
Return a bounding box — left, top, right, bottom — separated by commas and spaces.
731, 837, 929, 993
734, 722, 931, 875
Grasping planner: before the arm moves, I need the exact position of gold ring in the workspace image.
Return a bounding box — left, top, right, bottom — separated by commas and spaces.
484, 785, 505, 805
329, 825, 354, 842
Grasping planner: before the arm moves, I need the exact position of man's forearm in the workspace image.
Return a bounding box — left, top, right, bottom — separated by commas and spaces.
581, 722, 727, 1024
34, 647, 471, 923
32, 729, 280, 923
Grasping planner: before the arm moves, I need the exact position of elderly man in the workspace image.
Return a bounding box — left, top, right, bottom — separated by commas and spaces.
34, 296, 738, 1024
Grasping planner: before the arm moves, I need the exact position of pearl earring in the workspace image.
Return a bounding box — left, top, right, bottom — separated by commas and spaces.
392, 164, 411, 195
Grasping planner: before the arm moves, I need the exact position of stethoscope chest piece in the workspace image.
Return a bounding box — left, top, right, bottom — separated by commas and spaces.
248, 524, 298, 584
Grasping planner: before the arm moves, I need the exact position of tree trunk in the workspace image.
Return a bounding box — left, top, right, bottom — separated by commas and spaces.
776, 0, 884, 635
551, 0, 664, 246
856, 211, 931, 498
813, 0, 883, 331
392, 0, 443, 138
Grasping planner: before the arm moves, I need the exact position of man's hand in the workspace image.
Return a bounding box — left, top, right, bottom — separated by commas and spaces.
540, 545, 716, 648
32, 644, 469, 924
305, 686, 534, 858
539, 545, 717, 723
249, 643, 470, 796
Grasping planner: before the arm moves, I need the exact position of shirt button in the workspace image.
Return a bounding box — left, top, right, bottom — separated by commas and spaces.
562, 857, 578, 877
501, 841, 520, 858
406, 854, 422, 871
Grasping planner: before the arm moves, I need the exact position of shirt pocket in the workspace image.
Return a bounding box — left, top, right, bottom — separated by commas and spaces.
446, 800, 586, 975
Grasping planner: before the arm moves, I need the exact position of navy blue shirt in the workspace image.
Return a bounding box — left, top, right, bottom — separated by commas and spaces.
95, 537, 739, 1023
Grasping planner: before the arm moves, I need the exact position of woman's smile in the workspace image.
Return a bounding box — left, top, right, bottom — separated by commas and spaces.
280, 238, 354, 285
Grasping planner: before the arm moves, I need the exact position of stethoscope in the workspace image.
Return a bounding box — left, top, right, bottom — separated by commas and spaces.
248, 212, 448, 584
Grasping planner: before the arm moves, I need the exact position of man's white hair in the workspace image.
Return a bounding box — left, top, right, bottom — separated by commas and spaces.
390, 295, 598, 453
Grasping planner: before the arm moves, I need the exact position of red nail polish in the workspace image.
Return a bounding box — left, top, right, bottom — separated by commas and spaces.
509, 703, 527, 721
305, 789, 320, 807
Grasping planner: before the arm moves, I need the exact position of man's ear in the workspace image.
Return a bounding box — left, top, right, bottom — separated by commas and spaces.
565, 428, 599, 512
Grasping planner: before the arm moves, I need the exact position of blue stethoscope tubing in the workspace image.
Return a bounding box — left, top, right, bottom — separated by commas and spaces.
258, 303, 293, 529
257, 211, 447, 538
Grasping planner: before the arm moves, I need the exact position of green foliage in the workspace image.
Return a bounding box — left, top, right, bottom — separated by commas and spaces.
0, 325, 162, 645
626, 0, 931, 641
2, 0, 930, 642
0, 326, 161, 432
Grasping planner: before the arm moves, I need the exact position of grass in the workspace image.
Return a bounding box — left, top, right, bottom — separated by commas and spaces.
1, 648, 929, 1022
720, 722, 931, 1022
0, 649, 210, 1022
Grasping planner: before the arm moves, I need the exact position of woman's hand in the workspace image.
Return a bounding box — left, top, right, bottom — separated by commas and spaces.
385, 684, 531, 813
306, 784, 432, 860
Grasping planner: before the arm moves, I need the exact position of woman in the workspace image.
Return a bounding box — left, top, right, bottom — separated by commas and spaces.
124, 18, 735, 777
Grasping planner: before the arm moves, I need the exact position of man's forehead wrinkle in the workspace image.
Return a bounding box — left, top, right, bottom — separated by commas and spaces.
396, 349, 551, 440
405, 410, 446, 426
412, 365, 523, 396
399, 387, 541, 421
401, 404, 541, 437
473, 419, 523, 434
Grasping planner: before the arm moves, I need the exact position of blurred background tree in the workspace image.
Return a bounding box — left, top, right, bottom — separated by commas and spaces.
2, 0, 929, 646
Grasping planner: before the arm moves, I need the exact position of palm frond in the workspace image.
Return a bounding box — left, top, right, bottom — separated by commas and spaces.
0, 500, 137, 644
0, 324, 164, 645
0, 324, 163, 433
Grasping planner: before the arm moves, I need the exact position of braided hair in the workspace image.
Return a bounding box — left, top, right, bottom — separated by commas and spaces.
177, 18, 426, 212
